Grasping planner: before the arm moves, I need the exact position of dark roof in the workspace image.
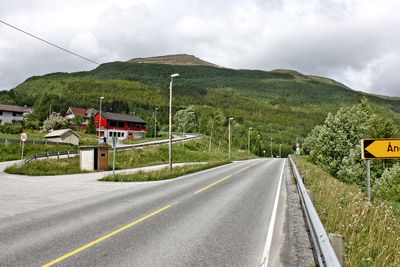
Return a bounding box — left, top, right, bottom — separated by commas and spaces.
102, 112, 146, 123
0, 104, 33, 113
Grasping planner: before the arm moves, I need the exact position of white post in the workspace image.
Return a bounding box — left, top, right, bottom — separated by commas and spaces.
113, 136, 117, 178
99, 96, 104, 138
169, 74, 179, 170
279, 144, 282, 158
229, 118, 234, 160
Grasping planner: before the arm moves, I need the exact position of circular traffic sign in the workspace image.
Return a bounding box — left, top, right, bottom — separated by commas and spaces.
21, 132, 28, 142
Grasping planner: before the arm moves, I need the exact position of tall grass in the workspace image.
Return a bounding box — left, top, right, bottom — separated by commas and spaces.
5, 157, 82, 176
101, 161, 230, 182
294, 157, 400, 266
0, 142, 76, 162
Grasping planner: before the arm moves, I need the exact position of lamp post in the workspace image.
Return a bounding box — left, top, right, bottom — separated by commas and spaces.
99, 96, 104, 137
279, 143, 282, 158
154, 107, 158, 139
228, 117, 234, 160
169, 73, 179, 170
270, 137, 273, 157
248, 127, 252, 155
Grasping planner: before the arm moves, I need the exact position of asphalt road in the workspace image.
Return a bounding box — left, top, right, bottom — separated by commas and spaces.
0, 158, 288, 267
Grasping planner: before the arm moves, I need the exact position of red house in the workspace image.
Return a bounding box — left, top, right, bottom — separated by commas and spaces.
94, 112, 147, 139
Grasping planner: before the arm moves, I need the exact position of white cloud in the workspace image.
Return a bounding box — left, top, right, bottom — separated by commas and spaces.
0, 0, 400, 97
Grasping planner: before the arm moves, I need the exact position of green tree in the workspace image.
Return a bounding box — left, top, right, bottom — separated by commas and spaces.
85, 115, 96, 134
174, 105, 196, 135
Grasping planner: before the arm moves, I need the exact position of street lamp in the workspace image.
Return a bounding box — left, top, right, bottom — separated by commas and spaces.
154, 107, 158, 139
228, 117, 234, 160
248, 127, 252, 155
270, 137, 273, 157
169, 73, 179, 170
99, 96, 104, 138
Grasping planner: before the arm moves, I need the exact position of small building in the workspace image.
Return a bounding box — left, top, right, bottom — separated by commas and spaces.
0, 104, 33, 125
65, 107, 97, 128
44, 129, 80, 145
94, 112, 147, 139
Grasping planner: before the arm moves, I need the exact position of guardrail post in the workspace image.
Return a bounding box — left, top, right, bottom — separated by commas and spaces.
47, 152, 49, 159
57, 152, 60, 160
329, 234, 345, 266
67, 151, 70, 158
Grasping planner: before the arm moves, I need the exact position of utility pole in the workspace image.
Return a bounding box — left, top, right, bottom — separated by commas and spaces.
154, 107, 158, 139
169, 74, 179, 170
248, 127, 252, 155
270, 137, 273, 157
228, 118, 234, 160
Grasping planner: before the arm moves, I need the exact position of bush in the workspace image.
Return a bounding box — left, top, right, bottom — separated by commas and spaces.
375, 163, 400, 202
0, 122, 22, 134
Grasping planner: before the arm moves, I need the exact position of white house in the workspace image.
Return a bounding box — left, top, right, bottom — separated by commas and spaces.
44, 129, 80, 145
0, 104, 33, 125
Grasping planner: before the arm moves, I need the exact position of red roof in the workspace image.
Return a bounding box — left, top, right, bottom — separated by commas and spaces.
68, 107, 89, 118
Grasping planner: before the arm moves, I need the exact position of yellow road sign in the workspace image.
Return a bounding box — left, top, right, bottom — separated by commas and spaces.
362, 139, 400, 159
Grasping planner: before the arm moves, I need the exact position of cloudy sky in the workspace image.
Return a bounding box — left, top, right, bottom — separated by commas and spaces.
1, 0, 399, 97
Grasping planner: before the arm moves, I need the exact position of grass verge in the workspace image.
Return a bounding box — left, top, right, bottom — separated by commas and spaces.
293, 156, 400, 266
5, 157, 83, 176
101, 161, 230, 182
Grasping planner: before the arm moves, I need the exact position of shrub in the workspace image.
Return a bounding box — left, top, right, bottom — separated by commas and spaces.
375, 163, 400, 202
0, 122, 22, 134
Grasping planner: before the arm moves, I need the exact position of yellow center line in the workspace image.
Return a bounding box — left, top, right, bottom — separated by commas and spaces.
194, 175, 232, 194
194, 161, 263, 194
41, 204, 173, 267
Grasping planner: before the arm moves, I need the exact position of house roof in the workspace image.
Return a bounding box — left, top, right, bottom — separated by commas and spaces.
44, 129, 80, 138
67, 107, 89, 118
102, 112, 146, 124
0, 104, 33, 113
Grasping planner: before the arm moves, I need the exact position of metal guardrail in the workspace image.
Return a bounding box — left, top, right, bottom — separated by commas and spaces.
289, 156, 341, 267
24, 150, 79, 163
113, 136, 200, 151
23, 135, 200, 163
0, 138, 72, 146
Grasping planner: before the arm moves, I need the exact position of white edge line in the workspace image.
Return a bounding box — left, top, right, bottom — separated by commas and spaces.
260, 159, 286, 267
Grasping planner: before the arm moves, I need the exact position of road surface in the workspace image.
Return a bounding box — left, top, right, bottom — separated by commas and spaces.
0, 158, 292, 266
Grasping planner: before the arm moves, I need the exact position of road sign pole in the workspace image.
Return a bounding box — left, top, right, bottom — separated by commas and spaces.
366, 160, 371, 203
112, 136, 116, 178
21, 141, 24, 162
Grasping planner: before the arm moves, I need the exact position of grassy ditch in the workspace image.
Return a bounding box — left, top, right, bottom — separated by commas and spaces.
101, 161, 230, 182
5, 157, 83, 176
293, 156, 400, 266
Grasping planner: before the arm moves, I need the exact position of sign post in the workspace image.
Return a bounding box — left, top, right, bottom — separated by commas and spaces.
361, 139, 400, 203
112, 136, 116, 178
20, 132, 27, 162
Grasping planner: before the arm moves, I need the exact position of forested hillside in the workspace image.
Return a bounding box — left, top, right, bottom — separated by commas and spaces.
1, 58, 399, 154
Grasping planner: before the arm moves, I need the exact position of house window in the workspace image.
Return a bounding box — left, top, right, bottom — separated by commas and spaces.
109, 132, 112, 137
0, 111, 2, 115
117, 121, 124, 128
109, 121, 117, 127
13, 112, 22, 117
121, 132, 125, 137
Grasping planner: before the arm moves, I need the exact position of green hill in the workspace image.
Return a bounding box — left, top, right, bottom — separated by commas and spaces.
1, 55, 399, 152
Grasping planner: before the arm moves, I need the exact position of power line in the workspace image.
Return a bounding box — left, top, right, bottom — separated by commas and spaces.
0, 19, 100, 65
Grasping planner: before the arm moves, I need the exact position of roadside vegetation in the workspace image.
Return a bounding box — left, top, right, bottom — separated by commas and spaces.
5, 138, 256, 176
0, 142, 77, 162
101, 161, 230, 182
5, 157, 82, 176
294, 157, 400, 266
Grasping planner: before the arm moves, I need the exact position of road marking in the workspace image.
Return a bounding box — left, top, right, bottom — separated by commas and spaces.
41, 204, 173, 267
194, 175, 232, 194
260, 159, 286, 267
235, 166, 249, 174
